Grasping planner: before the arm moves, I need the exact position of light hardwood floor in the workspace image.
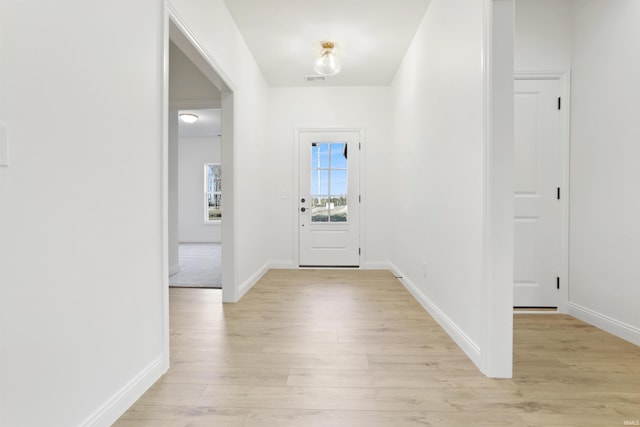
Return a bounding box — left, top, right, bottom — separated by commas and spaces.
115, 269, 640, 426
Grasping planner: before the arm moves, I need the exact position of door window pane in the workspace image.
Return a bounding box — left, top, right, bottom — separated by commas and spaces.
330, 143, 347, 169
311, 142, 330, 169
311, 170, 329, 195
311, 196, 329, 222
310, 142, 348, 223
329, 170, 347, 222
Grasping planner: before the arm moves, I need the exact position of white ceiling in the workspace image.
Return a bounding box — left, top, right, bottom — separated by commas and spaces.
222, 0, 432, 87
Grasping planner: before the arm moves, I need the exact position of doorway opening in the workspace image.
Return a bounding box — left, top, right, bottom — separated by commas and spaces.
165, 11, 237, 307
169, 107, 222, 289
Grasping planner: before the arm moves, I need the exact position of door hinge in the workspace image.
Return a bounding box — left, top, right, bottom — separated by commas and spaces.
557, 277, 560, 290
557, 97, 561, 110
557, 187, 561, 200
359, 195, 361, 203
359, 142, 361, 150
359, 248, 361, 255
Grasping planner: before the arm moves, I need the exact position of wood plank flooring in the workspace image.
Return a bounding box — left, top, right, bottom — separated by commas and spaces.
115, 269, 640, 426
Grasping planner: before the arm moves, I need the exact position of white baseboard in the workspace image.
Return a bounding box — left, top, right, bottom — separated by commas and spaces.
80, 355, 165, 427
268, 260, 297, 269
237, 261, 271, 301
389, 264, 482, 369
362, 261, 393, 270
169, 264, 181, 276
568, 302, 640, 347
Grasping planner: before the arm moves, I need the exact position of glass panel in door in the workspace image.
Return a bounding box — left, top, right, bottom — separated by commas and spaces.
310, 142, 348, 223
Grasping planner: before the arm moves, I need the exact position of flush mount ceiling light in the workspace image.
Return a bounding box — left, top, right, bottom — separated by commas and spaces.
314, 41, 341, 76
179, 113, 199, 124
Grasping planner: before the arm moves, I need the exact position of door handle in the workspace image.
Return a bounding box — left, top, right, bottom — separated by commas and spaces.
300, 207, 306, 212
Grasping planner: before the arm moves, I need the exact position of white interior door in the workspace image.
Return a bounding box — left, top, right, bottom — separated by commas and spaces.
298, 130, 360, 267
514, 79, 563, 307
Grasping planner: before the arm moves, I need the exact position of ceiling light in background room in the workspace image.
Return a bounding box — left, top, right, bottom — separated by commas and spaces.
179, 113, 199, 123
314, 41, 341, 76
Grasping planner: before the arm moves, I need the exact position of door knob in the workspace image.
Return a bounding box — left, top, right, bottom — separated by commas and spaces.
300, 207, 306, 212
301, 198, 306, 203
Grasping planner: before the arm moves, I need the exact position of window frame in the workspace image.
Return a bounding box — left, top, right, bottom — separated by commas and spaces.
204, 163, 222, 223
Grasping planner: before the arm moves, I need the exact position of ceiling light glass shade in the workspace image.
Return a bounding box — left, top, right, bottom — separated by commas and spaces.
314, 42, 341, 76
179, 113, 198, 123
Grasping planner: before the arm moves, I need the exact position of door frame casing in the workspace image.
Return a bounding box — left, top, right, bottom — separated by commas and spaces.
514, 70, 571, 314
293, 127, 365, 268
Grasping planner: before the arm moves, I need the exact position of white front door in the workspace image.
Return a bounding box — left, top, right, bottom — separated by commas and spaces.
298, 130, 360, 267
513, 79, 563, 307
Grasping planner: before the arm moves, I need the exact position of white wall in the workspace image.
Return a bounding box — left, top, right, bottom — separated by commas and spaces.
389, 0, 512, 376
568, 0, 640, 343
178, 136, 222, 243
267, 86, 392, 268
515, 0, 572, 71
169, 41, 221, 107
0, 0, 271, 424
0, 1, 165, 426
390, 0, 484, 366
169, 0, 271, 301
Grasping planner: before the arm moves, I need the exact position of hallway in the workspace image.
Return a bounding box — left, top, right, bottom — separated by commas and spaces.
116, 270, 640, 426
